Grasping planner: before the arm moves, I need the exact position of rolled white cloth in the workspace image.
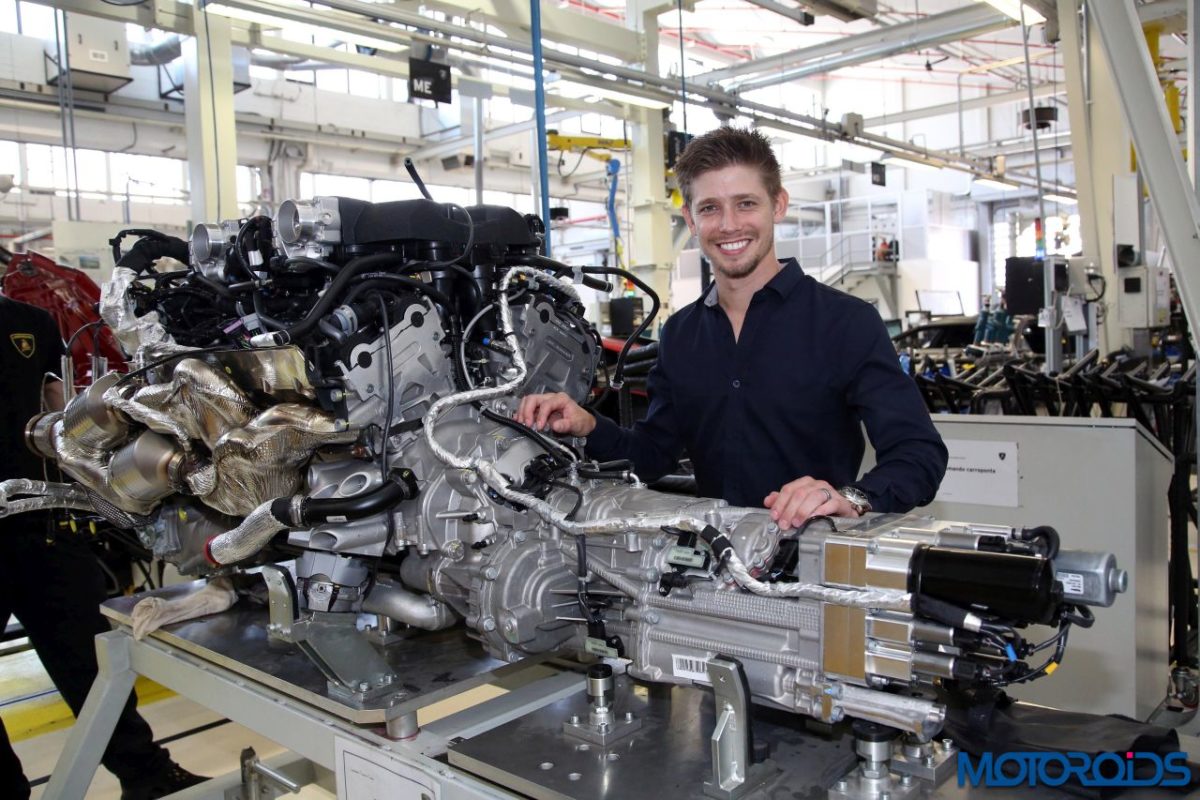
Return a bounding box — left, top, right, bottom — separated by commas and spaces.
130, 576, 237, 639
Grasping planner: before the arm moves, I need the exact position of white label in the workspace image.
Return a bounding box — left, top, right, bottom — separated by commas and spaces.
585, 637, 618, 658
336, 736, 439, 798
672, 654, 710, 682
1058, 571, 1085, 596
936, 439, 1019, 508
667, 545, 706, 568
1062, 295, 1088, 334
326, 514, 348, 523
89, 49, 109, 63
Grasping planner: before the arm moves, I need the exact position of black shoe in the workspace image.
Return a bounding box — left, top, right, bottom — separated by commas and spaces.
120, 761, 207, 800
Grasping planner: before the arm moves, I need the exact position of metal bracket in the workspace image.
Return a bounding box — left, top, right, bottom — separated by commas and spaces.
562, 663, 643, 746
287, 611, 401, 705
260, 564, 298, 642
829, 723, 923, 800
702, 657, 777, 800
240, 746, 302, 797
889, 734, 957, 785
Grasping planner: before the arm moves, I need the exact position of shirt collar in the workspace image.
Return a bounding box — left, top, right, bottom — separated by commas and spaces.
702, 258, 804, 307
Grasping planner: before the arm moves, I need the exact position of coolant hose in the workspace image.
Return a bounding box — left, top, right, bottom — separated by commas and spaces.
269, 469, 420, 527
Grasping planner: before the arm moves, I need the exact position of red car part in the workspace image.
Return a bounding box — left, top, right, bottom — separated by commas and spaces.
2, 250, 127, 387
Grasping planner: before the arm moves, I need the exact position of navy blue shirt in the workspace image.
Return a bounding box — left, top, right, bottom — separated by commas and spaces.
586, 259, 947, 512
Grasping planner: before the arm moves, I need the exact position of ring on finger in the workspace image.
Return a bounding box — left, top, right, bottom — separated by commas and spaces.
818, 487, 832, 505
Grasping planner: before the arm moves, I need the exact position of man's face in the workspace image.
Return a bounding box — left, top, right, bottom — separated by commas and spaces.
682, 163, 788, 282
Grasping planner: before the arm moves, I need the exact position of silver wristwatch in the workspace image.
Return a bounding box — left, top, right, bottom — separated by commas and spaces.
838, 486, 873, 515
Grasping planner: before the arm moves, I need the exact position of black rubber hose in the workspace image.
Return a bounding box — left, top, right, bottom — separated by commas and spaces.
115, 232, 190, 274
271, 469, 420, 526
251, 253, 410, 345
342, 273, 454, 311
404, 157, 434, 200
623, 341, 660, 364
505, 253, 612, 293
579, 266, 661, 389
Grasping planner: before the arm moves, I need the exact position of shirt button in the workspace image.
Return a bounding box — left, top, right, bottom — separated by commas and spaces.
732, 379, 741, 388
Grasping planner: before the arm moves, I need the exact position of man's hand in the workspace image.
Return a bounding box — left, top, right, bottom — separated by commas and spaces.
764, 477, 859, 531
515, 392, 597, 437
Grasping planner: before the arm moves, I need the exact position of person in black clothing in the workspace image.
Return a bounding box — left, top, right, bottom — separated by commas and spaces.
0, 296, 204, 799
517, 127, 947, 527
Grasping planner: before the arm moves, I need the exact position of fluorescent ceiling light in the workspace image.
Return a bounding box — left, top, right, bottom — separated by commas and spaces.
974, 177, 1020, 191
978, 0, 1046, 25
1043, 193, 1078, 205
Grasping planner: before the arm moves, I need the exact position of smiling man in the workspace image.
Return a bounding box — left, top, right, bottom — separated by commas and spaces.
517, 127, 947, 527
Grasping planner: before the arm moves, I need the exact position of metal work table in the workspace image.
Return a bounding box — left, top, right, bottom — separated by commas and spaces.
42, 589, 1200, 799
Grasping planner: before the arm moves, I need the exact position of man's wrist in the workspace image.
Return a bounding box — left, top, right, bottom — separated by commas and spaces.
837, 485, 873, 515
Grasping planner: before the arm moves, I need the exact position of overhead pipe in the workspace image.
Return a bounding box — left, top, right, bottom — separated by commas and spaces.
697, 5, 1011, 88
733, 8, 1015, 93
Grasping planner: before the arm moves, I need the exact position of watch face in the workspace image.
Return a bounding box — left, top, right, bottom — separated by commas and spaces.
840, 487, 870, 512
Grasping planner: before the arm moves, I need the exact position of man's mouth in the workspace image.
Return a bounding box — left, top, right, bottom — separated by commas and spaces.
717, 239, 751, 254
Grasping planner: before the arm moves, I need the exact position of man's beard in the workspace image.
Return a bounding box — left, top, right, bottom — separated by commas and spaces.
710, 246, 765, 281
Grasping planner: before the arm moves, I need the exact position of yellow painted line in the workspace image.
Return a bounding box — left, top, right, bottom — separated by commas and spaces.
0, 677, 176, 743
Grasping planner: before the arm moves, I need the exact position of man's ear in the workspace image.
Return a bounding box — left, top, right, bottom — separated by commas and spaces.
773, 187, 789, 222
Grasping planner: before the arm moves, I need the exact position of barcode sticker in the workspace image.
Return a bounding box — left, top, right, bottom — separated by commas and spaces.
672, 654, 711, 682
1058, 572, 1085, 596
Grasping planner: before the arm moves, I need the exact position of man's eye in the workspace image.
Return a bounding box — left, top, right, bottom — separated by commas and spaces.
738, 200, 757, 209
698, 205, 716, 214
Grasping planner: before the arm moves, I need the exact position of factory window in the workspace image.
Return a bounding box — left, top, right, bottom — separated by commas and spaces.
303, 173, 371, 198
110, 152, 187, 201
315, 69, 349, 94
23, 143, 67, 189
347, 69, 384, 99
371, 180, 426, 202
72, 149, 108, 194
0, 140, 19, 183
0, 1, 16, 34
15, 2, 53, 38
236, 166, 259, 206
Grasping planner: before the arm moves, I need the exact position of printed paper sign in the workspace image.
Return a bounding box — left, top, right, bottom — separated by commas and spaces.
936, 439, 1019, 507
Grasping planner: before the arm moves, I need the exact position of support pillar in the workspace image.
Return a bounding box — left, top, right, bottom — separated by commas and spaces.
184, 5, 238, 223
1091, 0, 1200, 338
630, 106, 676, 309
1056, 0, 1134, 353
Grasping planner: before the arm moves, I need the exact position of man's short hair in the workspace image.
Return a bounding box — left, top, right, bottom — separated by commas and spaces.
674, 126, 783, 206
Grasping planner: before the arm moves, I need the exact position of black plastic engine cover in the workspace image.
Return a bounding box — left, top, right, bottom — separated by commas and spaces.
335, 199, 539, 248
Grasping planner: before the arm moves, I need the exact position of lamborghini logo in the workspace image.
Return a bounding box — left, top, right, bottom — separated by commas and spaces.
10, 333, 34, 358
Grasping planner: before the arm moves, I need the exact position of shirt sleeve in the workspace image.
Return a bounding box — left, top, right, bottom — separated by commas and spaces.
584, 322, 685, 482
842, 304, 948, 512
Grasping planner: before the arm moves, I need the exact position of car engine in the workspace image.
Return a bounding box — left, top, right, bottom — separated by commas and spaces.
2, 193, 1127, 744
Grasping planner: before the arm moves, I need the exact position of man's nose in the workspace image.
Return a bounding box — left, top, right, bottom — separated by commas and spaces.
718, 206, 737, 232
